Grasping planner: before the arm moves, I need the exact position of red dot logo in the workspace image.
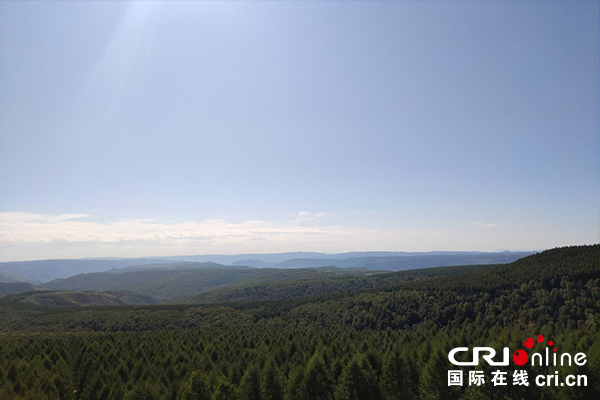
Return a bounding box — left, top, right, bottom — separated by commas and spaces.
524, 338, 534, 348
536, 335, 544, 343
513, 350, 529, 366
548, 340, 554, 346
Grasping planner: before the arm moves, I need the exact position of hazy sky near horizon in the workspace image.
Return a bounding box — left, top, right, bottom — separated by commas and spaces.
1, 1, 598, 261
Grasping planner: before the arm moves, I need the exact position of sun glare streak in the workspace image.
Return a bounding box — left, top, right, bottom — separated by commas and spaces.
80, 2, 159, 122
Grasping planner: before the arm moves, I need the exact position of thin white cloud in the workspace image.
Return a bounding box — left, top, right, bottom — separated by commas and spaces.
294, 211, 328, 225
0, 212, 580, 261
0, 212, 348, 245
471, 221, 498, 228
0, 212, 90, 224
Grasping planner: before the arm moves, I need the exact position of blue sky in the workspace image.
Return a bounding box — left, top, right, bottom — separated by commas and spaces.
0, 1, 598, 261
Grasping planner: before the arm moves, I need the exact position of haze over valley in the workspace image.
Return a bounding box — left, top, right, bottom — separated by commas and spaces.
0, 249, 534, 306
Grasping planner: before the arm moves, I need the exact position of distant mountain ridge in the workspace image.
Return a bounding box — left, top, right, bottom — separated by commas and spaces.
200, 251, 534, 270
38, 252, 532, 304
0, 251, 535, 283
156, 250, 535, 266
0, 273, 16, 283
271, 252, 533, 270
6, 247, 584, 307
40, 264, 374, 302
0, 282, 34, 296
0, 258, 172, 283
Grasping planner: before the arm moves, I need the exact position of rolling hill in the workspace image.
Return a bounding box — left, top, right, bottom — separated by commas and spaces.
37, 250, 538, 304
176, 264, 495, 305
0, 258, 171, 283
39, 261, 505, 305
0, 282, 34, 296
0, 273, 17, 283
272, 252, 533, 270
0, 251, 533, 284
1, 245, 598, 400
6, 290, 160, 306
41, 263, 252, 301
41, 264, 381, 302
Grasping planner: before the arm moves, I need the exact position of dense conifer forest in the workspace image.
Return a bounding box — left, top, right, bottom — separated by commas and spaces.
0, 245, 598, 399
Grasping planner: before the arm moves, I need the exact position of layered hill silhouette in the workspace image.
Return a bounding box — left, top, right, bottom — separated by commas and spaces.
39, 265, 382, 302
0, 250, 532, 283
0, 258, 170, 283
1, 245, 598, 400
5, 246, 589, 308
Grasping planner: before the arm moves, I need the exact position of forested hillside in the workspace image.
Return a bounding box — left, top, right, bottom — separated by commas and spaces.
6, 290, 160, 307
41, 266, 382, 302
0, 282, 34, 296
0, 245, 597, 400
40, 262, 497, 305
0, 251, 533, 284
177, 264, 493, 305
41, 264, 253, 301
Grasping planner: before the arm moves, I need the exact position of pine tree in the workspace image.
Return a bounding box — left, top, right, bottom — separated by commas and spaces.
418, 349, 459, 400
285, 368, 305, 400
380, 351, 414, 400
213, 379, 239, 400
302, 354, 331, 400
262, 362, 283, 400
240, 366, 262, 400
124, 383, 160, 400
334, 356, 381, 400
179, 371, 212, 400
